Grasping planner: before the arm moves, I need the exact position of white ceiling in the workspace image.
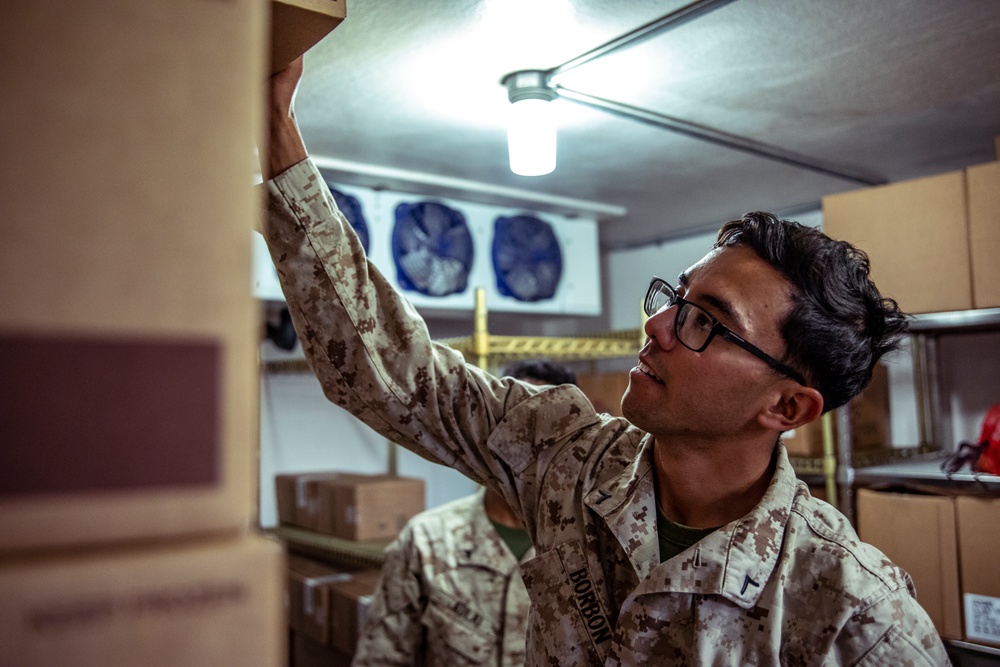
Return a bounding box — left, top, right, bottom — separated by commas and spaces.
293, 0, 1000, 250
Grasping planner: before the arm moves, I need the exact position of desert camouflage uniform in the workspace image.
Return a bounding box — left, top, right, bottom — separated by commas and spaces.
264, 159, 950, 666
353, 490, 534, 666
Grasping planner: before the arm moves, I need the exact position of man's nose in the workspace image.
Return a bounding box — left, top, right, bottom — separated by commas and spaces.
643, 305, 679, 350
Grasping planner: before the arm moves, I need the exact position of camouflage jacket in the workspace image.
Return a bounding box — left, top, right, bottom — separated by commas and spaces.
264, 159, 949, 666
353, 490, 534, 666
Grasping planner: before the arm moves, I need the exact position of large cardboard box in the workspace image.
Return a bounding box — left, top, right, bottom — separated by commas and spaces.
966, 161, 1000, 309
277, 472, 425, 540
286, 554, 353, 644
956, 496, 1000, 648
577, 371, 629, 417
0, 2, 264, 553
0, 534, 285, 667
856, 488, 962, 639
822, 171, 972, 314
782, 363, 890, 458
328, 569, 382, 655
271, 0, 346, 74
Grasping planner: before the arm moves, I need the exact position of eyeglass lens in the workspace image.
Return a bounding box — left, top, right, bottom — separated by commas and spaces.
646, 279, 723, 352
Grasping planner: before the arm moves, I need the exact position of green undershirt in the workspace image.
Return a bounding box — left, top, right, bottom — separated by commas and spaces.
657, 507, 720, 562
491, 520, 533, 561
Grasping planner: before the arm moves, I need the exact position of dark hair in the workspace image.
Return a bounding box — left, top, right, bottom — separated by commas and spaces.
715, 211, 908, 412
503, 360, 577, 387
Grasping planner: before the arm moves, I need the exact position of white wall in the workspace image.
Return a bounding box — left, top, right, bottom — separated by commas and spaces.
258, 346, 477, 528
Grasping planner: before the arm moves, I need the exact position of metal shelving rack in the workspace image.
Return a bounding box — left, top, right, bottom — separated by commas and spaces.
435, 289, 643, 371
263, 288, 645, 569
835, 307, 1000, 522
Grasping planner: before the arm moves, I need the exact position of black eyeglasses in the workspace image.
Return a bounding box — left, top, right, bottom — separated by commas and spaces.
643, 276, 807, 386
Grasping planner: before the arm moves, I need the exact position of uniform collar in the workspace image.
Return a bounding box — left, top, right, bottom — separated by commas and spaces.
583, 434, 661, 580
456, 489, 536, 572
586, 439, 800, 609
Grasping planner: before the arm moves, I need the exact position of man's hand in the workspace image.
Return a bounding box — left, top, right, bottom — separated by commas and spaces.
264, 56, 308, 180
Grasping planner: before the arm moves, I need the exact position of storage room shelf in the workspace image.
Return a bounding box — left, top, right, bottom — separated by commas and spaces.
909, 308, 1000, 334
945, 639, 1000, 659
269, 526, 389, 570
853, 457, 1000, 492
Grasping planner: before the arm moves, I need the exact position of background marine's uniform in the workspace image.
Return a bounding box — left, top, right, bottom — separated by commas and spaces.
353, 490, 533, 667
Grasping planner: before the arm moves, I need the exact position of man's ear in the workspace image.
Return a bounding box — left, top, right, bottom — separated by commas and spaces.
757, 385, 824, 432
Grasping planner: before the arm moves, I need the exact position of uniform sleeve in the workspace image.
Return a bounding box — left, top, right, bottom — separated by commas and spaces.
262, 159, 599, 526
843, 589, 951, 666
352, 528, 427, 666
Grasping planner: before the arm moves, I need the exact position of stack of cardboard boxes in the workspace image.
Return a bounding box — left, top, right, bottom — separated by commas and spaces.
0, 2, 284, 664
858, 489, 1000, 650
276, 472, 425, 665
781, 363, 891, 460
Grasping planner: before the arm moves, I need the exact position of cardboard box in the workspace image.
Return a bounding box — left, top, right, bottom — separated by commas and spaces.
277, 472, 425, 540
0, 1, 265, 554
577, 371, 629, 417
856, 488, 962, 639
291, 630, 353, 667
966, 161, 1000, 309
0, 534, 285, 667
328, 569, 381, 654
315, 474, 425, 541
782, 363, 890, 458
271, 0, 346, 75
276, 473, 344, 528
286, 555, 353, 644
956, 496, 1000, 648
822, 171, 972, 314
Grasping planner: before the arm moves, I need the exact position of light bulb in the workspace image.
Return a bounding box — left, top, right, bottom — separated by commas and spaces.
507, 98, 556, 176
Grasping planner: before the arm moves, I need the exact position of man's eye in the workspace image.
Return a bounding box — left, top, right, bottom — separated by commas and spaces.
692, 310, 714, 330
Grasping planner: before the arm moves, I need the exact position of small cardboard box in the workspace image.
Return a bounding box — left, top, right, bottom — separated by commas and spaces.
0, 0, 264, 554
276, 472, 345, 528
271, 0, 346, 74
0, 534, 285, 667
856, 487, 962, 639
956, 496, 1000, 648
783, 363, 890, 458
291, 630, 354, 667
274, 472, 425, 541
278, 472, 426, 539
286, 554, 353, 644
314, 474, 425, 541
328, 569, 382, 655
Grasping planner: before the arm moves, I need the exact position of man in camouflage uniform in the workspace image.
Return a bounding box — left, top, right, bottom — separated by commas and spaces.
353, 362, 574, 667
353, 488, 534, 666
262, 59, 949, 665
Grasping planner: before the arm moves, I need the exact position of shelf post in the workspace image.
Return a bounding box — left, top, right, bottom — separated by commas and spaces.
473, 287, 489, 370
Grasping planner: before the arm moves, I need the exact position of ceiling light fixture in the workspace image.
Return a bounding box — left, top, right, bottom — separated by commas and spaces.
502, 70, 557, 177
496, 0, 885, 187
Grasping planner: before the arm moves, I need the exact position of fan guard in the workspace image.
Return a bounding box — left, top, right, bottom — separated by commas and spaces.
392, 201, 474, 297
492, 214, 563, 302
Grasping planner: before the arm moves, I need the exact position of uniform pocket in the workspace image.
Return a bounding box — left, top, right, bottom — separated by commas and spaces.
520, 541, 614, 664
422, 591, 494, 666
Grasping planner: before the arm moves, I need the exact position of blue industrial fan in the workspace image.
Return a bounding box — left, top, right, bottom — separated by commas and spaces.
328, 184, 370, 254
492, 214, 563, 302
392, 201, 474, 297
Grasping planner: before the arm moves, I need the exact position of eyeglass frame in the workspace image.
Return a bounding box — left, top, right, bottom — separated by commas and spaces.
643, 276, 808, 386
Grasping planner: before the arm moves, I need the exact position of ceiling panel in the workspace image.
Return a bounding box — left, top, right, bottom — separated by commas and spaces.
293, 0, 1000, 248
